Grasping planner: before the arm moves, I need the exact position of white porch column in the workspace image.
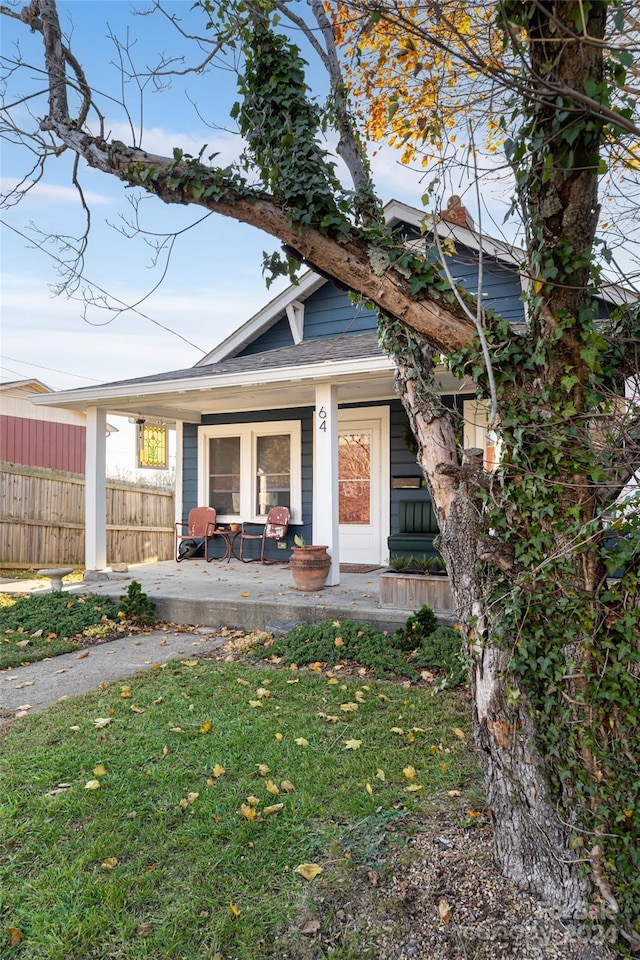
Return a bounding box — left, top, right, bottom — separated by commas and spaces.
313, 384, 340, 585
85, 406, 107, 572
174, 420, 184, 527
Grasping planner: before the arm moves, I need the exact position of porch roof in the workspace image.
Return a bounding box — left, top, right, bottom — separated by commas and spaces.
31, 331, 466, 423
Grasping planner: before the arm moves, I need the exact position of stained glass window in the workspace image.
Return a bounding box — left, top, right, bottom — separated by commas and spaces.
137, 424, 168, 469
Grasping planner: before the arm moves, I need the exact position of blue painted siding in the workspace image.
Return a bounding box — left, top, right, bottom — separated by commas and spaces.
238, 286, 378, 357
303, 285, 378, 339
182, 423, 199, 521
444, 246, 524, 324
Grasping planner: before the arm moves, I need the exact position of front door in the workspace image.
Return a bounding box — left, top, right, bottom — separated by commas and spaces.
338, 409, 389, 565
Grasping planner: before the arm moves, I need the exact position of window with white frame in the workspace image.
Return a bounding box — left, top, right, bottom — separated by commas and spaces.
199, 421, 301, 522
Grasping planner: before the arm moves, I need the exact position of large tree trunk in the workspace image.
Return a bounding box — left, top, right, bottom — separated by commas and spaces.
391, 329, 593, 917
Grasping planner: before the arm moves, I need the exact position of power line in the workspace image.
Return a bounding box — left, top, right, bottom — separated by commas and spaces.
1, 355, 103, 383
0, 219, 209, 355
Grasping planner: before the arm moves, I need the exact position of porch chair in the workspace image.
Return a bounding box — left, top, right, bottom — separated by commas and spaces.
175, 507, 217, 562
239, 506, 291, 563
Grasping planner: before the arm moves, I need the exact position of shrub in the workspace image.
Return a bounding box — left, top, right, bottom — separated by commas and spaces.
117, 580, 156, 625
413, 626, 467, 688
260, 619, 418, 679
394, 603, 438, 651
0, 591, 118, 640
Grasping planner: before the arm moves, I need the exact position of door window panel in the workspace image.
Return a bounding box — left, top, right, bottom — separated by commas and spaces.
338, 432, 371, 524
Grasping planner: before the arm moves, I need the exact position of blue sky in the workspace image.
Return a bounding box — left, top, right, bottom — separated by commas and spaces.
0, 0, 521, 397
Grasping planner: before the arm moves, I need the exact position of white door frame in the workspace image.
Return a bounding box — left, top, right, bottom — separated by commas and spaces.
337, 406, 390, 565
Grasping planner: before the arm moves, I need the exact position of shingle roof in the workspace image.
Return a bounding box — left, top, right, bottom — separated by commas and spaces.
83, 331, 386, 392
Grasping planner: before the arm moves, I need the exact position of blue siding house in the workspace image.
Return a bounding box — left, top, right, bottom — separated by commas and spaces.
31, 199, 578, 576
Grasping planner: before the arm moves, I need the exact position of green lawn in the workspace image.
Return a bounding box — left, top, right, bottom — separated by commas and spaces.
0, 659, 481, 959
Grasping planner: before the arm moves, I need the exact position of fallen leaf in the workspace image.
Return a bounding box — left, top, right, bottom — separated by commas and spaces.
286, 678, 299, 684
265, 780, 280, 795
93, 764, 106, 777
375, 768, 386, 781
300, 918, 321, 935
187, 792, 199, 804
318, 712, 340, 723
248, 700, 263, 708
13, 681, 34, 689
420, 670, 435, 681
180, 659, 198, 666
263, 803, 284, 816
229, 901, 241, 917
447, 790, 462, 798
256, 687, 270, 698
85, 780, 101, 790
355, 690, 366, 703
365, 782, 373, 796
378, 693, 391, 702
334, 637, 344, 647
212, 764, 225, 778
237, 678, 250, 686
438, 898, 452, 924
296, 863, 323, 881
238, 803, 258, 821
130, 705, 145, 714
120, 686, 131, 699
69, 725, 80, 732
93, 717, 111, 728
199, 720, 211, 734
257, 764, 270, 776
280, 780, 296, 793
344, 739, 362, 750
275, 732, 284, 742
466, 809, 484, 818
5, 927, 23, 947
246, 795, 260, 806
403, 765, 417, 781
136, 921, 153, 938
241, 591, 250, 597
340, 702, 359, 712
452, 727, 466, 740
405, 732, 415, 743
328, 677, 339, 685
76, 650, 90, 659
294, 737, 309, 746
101, 857, 118, 870
405, 784, 423, 793
391, 727, 405, 734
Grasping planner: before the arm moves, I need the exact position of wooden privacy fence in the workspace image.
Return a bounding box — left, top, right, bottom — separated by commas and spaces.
0, 462, 175, 567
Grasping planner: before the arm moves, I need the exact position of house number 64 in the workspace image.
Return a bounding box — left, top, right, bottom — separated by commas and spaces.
317, 406, 328, 432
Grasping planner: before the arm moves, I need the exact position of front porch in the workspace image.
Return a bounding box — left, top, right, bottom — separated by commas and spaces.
1, 559, 456, 633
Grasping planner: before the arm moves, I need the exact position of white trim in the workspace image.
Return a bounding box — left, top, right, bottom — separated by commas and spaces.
286, 299, 305, 345
197, 419, 302, 523
29, 355, 394, 411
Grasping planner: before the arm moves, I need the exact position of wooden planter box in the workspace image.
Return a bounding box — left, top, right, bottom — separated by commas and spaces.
379, 571, 454, 612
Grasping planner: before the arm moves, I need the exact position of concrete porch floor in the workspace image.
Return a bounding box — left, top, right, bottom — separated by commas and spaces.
0, 559, 440, 634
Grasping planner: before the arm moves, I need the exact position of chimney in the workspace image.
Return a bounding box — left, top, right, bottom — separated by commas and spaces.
440, 195, 475, 230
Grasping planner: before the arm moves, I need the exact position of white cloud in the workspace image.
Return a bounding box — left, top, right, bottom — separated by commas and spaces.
0, 178, 112, 206
101, 122, 243, 167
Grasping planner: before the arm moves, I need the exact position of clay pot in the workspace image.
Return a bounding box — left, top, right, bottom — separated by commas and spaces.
289, 545, 331, 591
